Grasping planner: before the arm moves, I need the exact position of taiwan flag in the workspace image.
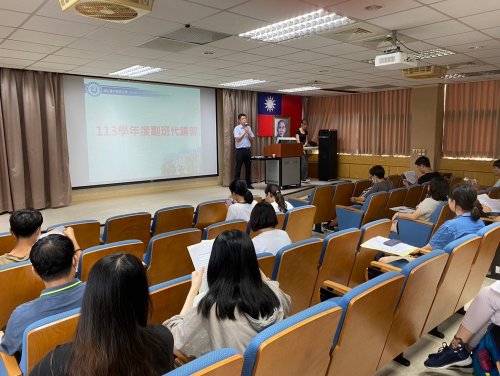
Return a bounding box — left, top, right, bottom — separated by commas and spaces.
257, 92, 282, 136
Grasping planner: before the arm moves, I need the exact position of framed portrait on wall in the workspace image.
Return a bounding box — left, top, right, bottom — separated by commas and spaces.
273, 116, 290, 143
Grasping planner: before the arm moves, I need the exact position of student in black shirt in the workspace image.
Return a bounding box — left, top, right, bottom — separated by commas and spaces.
404, 156, 440, 185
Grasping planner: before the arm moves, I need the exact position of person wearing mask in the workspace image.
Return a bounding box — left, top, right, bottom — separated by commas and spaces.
234, 113, 255, 189
250, 202, 292, 255
163, 230, 290, 357
264, 184, 293, 213
226, 180, 257, 222
296, 119, 310, 183
32, 253, 174, 375
350, 165, 393, 205
0, 209, 43, 267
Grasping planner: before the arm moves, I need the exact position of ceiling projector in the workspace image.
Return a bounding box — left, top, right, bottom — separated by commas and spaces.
375, 52, 418, 70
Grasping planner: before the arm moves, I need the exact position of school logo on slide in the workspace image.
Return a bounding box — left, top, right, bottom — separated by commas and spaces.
86, 81, 102, 97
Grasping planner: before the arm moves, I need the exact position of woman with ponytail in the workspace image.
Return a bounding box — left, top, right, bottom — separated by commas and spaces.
422, 183, 484, 251
226, 180, 257, 221
264, 184, 293, 213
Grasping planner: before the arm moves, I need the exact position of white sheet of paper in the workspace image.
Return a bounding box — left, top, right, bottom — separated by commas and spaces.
361, 236, 417, 257
187, 239, 215, 293
478, 194, 500, 212
490, 281, 500, 294
38, 226, 65, 239
403, 171, 417, 184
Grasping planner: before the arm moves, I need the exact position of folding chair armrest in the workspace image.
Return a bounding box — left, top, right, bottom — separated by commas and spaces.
323, 280, 351, 296
336, 205, 363, 214
416, 248, 430, 254
0, 352, 22, 376
369, 261, 402, 272
174, 350, 195, 366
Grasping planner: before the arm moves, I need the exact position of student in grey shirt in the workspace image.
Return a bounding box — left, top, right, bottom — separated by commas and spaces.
351, 165, 393, 205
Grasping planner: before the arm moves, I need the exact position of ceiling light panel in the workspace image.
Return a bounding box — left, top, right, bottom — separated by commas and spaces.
219, 79, 267, 87
109, 65, 164, 77
416, 48, 455, 60
278, 86, 321, 92
239, 9, 355, 43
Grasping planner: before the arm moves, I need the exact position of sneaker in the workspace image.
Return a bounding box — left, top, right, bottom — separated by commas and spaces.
424, 343, 472, 369
301, 179, 310, 183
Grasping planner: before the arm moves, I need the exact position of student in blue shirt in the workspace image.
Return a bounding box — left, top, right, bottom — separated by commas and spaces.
422, 183, 484, 251
234, 113, 255, 189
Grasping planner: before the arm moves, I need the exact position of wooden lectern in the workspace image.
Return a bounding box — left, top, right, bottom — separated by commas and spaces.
263, 143, 302, 188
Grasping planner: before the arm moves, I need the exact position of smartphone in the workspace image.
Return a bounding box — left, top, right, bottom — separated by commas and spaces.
383, 239, 401, 246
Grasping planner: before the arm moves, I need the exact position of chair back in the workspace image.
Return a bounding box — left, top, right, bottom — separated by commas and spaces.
419, 181, 431, 203
403, 185, 423, 208
145, 228, 201, 286
383, 188, 408, 219
421, 234, 482, 335
310, 229, 361, 306
282, 205, 316, 243
165, 348, 243, 376
102, 212, 151, 251
455, 223, 500, 311
0, 232, 16, 256
20, 308, 80, 375
387, 174, 401, 188
309, 185, 335, 224
360, 191, 389, 226
489, 187, 500, 199
193, 200, 228, 230
78, 240, 144, 281
47, 220, 101, 250
327, 272, 405, 376
272, 238, 323, 314
149, 275, 191, 325
449, 176, 463, 189
398, 174, 406, 188
202, 220, 247, 240
377, 251, 448, 369
329, 182, 354, 220
348, 219, 392, 287
242, 300, 342, 376
257, 252, 275, 279
0, 261, 45, 329
353, 179, 372, 197
248, 213, 284, 238
151, 205, 194, 236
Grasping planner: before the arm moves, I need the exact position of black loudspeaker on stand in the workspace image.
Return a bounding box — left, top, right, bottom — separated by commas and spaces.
318, 129, 338, 181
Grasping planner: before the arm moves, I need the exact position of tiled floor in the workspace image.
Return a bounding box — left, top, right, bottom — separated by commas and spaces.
0, 179, 492, 375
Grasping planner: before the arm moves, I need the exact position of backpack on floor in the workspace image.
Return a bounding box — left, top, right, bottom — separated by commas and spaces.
472, 325, 500, 376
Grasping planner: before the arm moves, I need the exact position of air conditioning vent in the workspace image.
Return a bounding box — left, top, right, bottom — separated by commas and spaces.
403, 65, 448, 79
59, 0, 153, 23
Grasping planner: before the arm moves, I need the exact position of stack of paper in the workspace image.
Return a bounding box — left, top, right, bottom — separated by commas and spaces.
403, 171, 417, 184
390, 206, 415, 213
361, 236, 417, 257
478, 194, 500, 212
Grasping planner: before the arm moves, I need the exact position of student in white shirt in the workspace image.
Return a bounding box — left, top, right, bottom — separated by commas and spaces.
226, 180, 257, 222
250, 202, 292, 255
391, 177, 449, 233
264, 184, 293, 213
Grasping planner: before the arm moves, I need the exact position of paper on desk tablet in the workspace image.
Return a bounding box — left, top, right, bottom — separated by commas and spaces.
361, 236, 417, 257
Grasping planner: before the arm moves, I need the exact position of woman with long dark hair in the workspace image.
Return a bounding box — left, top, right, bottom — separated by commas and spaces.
32, 253, 174, 376
250, 201, 291, 255
164, 230, 290, 357
264, 184, 293, 213
226, 179, 256, 221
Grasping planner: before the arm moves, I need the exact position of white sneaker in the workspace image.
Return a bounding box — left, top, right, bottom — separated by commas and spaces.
302, 179, 310, 183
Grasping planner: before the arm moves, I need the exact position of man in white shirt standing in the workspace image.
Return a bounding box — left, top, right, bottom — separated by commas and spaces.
234, 113, 255, 189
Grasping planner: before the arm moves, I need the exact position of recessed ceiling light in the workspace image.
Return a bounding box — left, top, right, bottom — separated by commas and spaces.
203, 51, 215, 55
109, 65, 164, 77
278, 86, 321, 93
444, 73, 466, 79
468, 45, 484, 50
416, 48, 455, 60
364, 5, 383, 11
239, 9, 355, 43
219, 79, 267, 87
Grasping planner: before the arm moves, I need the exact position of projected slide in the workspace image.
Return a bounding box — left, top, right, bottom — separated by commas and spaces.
63, 77, 217, 187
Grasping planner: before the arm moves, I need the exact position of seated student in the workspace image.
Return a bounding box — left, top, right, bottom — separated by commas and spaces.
226, 180, 257, 221
350, 165, 392, 205
0, 233, 84, 357
250, 202, 292, 255
0, 209, 43, 267
391, 177, 449, 233
493, 159, 500, 188
404, 156, 441, 186
379, 183, 485, 265
32, 253, 174, 376
264, 184, 293, 213
164, 230, 290, 357
424, 284, 500, 370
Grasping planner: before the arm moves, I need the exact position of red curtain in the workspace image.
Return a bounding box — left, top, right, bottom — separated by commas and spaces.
443, 80, 500, 159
